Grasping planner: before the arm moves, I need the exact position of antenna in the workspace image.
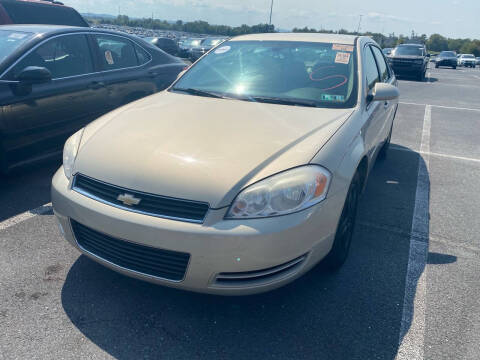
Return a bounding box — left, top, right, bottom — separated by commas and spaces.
356, 15, 363, 33
269, 0, 274, 26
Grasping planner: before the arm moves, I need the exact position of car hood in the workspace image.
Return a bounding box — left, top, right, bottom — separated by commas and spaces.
75, 91, 354, 208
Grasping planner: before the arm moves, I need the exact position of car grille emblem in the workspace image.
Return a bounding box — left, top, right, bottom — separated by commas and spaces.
117, 193, 141, 206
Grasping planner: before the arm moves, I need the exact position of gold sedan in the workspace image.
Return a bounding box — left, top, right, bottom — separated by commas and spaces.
52, 33, 399, 295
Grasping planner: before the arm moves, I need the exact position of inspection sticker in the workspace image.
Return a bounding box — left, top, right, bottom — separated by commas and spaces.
321, 94, 345, 101
335, 52, 351, 64
215, 46, 231, 54
332, 44, 354, 52
105, 50, 114, 65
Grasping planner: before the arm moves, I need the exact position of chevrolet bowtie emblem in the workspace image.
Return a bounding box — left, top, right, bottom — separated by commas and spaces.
117, 193, 141, 206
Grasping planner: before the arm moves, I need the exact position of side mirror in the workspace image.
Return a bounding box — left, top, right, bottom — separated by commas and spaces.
16, 66, 52, 84
367, 83, 400, 102
426, 54, 431, 58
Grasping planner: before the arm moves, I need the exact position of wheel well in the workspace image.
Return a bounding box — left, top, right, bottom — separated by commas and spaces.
356, 156, 369, 192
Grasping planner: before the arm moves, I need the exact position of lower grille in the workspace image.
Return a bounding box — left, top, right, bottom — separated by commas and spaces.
71, 220, 190, 281
215, 255, 306, 286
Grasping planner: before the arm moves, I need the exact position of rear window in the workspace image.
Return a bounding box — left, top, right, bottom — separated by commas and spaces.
440, 51, 456, 57
1, 2, 88, 27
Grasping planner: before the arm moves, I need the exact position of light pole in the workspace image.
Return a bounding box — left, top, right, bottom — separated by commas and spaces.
269, 0, 274, 26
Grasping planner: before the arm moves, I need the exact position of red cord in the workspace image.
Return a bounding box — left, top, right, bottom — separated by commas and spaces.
309, 66, 348, 90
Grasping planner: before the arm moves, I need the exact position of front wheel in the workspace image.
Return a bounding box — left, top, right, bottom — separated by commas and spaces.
453, 66, 457, 69
322, 173, 360, 271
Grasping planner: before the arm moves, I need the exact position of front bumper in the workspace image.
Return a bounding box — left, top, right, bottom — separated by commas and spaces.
52, 169, 345, 295
436, 60, 456, 67
390, 62, 424, 75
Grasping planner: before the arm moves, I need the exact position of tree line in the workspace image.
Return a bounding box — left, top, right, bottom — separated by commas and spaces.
86, 15, 480, 56
293, 27, 480, 56
87, 15, 274, 36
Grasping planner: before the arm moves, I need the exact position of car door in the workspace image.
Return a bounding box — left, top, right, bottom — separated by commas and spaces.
90, 34, 158, 111
362, 44, 385, 164
371, 45, 397, 142
0, 33, 108, 169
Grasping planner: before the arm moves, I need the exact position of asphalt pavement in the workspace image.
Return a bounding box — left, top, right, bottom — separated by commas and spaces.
1, 64, 479, 360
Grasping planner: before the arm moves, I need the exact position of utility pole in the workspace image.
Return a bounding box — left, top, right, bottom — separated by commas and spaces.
356, 15, 363, 34
269, 0, 274, 26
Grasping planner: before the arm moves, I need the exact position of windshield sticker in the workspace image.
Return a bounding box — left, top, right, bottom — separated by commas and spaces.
105, 50, 114, 65
321, 94, 345, 102
332, 44, 354, 52
215, 46, 231, 54
8, 33, 27, 40
335, 52, 351, 64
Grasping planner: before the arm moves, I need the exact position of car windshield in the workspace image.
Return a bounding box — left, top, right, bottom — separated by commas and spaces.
202, 38, 224, 47
463, 54, 475, 58
393, 46, 423, 56
440, 51, 456, 57
0, 30, 33, 63
172, 41, 357, 109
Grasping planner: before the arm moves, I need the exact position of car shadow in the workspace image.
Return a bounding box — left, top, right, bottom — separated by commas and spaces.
61, 144, 437, 359
0, 158, 59, 222
396, 75, 439, 83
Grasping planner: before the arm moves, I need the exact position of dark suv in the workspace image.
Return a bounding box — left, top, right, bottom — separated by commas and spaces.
0, 0, 88, 27
388, 44, 429, 81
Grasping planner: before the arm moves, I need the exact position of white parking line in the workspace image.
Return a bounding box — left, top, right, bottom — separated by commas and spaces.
0, 203, 52, 231
390, 145, 480, 164
400, 102, 480, 112
396, 105, 430, 360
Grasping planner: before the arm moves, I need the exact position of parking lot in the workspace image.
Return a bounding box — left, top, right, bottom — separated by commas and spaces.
1, 64, 479, 359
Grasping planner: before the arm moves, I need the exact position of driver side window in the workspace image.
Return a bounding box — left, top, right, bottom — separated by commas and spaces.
9, 34, 93, 80
364, 46, 380, 91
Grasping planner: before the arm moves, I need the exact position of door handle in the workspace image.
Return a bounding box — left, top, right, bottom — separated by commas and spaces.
89, 81, 105, 90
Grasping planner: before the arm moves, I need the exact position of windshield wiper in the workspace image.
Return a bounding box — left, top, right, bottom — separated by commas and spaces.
244, 96, 319, 108
173, 87, 225, 99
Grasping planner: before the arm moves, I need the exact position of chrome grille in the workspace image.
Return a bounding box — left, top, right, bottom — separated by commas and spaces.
73, 174, 209, 223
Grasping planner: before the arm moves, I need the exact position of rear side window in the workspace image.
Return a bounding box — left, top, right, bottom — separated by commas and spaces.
371, 46, 390, 82
94, 35, 139, 70
134, 44, 151, 65
11, 34, 93, 79
1, 2, 88, 27
364, 46, 380, 90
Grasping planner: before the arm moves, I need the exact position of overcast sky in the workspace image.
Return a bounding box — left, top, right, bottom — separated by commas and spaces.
64, 0, 479, 39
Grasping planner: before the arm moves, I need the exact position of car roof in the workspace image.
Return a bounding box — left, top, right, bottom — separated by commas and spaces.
230, 32, 358, 45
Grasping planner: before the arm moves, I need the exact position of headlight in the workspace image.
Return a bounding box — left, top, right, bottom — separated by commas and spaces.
63, 128, 84, 179
226, 165, 331, 219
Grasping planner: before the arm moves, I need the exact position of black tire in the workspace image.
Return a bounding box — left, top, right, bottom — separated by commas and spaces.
418, 71, 425, 81
435, 64, 439, 68
322, 173, 360, 271
378, 121, 393, 160
453, 66, 456, 69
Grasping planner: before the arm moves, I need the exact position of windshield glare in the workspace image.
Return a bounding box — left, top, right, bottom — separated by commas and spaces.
202, 38, 224, 47
173, 41, 357, 108
393, 46, 423, 56
0, 30, 33, 63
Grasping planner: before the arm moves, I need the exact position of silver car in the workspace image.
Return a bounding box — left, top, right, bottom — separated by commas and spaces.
52, 33, 399, 295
